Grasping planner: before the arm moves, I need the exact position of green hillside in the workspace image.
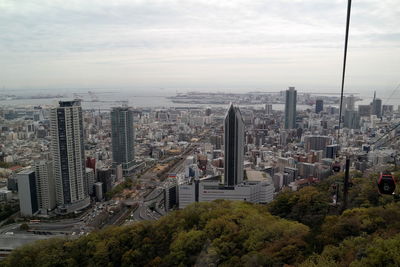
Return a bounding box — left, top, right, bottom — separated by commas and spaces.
3, 171, 400, 266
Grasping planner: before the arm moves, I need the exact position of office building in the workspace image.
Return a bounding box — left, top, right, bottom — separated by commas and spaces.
344, 95, 355, 111
111, 107, 135, 176
382, 105, 393, 116
205, 107, 212, 116
372, 98, 382, 117
97, 168, 113, 194
94, 182, 103, 201
358, 105, 371, 117
178, 175, 274, 209
344, 110, 360, 129
34, 161, 56, 212
210, 135, 222, 150
315, 99, 323, 114
17, 170, 38, 217
371, 92, 382, 118
265, 104, 273, 115
304, 135, 332, 153
50, 100, 90, 213
326, 144, 340, 159
297, 162, 316, 179
224, 104, 244, 187
85, 168, 95, 196
164, 179, 179, 212
284, 87, 297, 129
7, 176, 18, 192
284, 167, 298, 183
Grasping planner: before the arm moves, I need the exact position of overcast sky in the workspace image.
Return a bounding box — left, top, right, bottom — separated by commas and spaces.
1, 0, 399, 96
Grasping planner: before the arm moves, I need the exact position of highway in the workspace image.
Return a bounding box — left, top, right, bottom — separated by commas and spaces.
0, 132, 207, 248
130, 187, 164, 222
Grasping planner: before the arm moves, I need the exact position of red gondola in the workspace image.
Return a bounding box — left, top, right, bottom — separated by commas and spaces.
377, 172, 396, 195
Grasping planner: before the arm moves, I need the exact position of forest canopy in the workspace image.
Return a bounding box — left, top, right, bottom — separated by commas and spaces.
3, 171, 400, 266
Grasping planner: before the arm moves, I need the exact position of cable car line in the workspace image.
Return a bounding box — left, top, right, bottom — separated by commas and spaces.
370, 121, 400, 146
377, 134, 400, 149
382, 83, 400, 108
337, 0, 352, 141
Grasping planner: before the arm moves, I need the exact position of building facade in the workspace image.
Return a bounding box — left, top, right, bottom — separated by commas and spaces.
178, 176, 274, 209
285, 87, 297, 129
358, 105, 372, 117
50, 100, 89, 213
304, 135, 332, 153
372, 98, 382, 118
111, 107, 135, 176
224, 104, 244, 187
34, 161, 56, 212
344, 110, 360, 129
17, 170, 38, 217
315, 99, 323, 114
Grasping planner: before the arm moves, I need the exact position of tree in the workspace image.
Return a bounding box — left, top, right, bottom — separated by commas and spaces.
268, 186, 330, 228
19, 223, 29, 231
2, 201, 310, 267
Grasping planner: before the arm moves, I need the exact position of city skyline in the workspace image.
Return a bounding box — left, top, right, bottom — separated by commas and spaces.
1, 0, 399, 92
1, 1, 400, 264
1, 90, 400, 263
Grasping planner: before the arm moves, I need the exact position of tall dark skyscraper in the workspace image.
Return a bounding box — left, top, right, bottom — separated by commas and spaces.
372, 98, 382, 118
111, 106, 135, 176
224, 104, 244, 187
315, 99, 323, 114
284, 87, 297, 129
50, 100, 89, 212
358, 105, 372, 117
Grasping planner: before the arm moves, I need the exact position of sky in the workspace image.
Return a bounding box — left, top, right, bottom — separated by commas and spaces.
1, 0, 399, 97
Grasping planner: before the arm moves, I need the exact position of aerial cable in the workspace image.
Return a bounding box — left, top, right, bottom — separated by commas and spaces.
382, 83, 400, 107
336, 0, 352, 214
370, 121, 400, 146
376, 134, 400, 149
367, 83, 400, 149
337, 0, 352, 142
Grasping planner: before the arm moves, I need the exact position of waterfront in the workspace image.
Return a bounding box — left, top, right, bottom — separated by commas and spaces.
0, 89, 353, 111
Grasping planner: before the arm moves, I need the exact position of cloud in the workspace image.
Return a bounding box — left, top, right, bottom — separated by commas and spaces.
0, 0, 399, 92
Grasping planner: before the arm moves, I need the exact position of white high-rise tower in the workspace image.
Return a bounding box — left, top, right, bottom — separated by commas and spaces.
34, 160, 56, 212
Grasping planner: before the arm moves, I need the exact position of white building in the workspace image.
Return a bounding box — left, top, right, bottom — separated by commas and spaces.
178, 174, 274, 209
17, 170, 38, 217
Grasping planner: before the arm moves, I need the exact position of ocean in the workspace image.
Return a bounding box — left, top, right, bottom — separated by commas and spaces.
0, 88, 396, 111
